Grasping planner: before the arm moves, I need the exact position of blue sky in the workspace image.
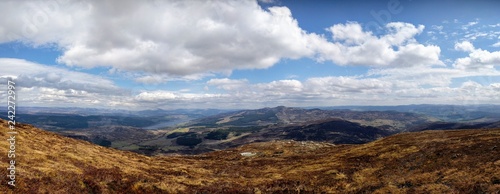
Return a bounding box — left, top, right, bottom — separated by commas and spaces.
1, 0, 500, 110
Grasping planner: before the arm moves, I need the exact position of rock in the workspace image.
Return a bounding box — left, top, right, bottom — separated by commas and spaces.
240, 152, 257, 157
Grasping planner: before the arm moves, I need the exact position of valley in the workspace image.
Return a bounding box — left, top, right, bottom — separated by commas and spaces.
60, 106, 440, 155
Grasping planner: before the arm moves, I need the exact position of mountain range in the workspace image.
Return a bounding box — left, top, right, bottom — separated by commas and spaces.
12, 105, 499, 156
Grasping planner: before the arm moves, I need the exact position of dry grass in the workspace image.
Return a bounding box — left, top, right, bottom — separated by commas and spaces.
1, 119, 499, 193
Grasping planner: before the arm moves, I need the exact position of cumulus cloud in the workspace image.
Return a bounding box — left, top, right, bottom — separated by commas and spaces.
0, 0, 318, 77
455, 41, 475, 52
317, 22, 442, 67
453, 41, 500, 70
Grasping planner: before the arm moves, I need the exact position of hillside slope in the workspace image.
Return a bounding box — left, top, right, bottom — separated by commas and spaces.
1, 119, 499, 193
0, 119, 213, 193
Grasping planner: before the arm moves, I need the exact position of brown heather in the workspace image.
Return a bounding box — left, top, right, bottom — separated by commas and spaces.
0, 119, 499, 193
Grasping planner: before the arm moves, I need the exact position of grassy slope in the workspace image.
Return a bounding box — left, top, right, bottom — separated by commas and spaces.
0, 119, 212, 193
0, 119, 499, 193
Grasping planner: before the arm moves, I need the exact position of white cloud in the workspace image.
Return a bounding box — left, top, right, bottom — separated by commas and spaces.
453, 42, 500, 70
305, 77, 392, 94
492, 42, 500, 47
461, 20, 479, 30
257, 0, 276, 3
464, 32, 489, 40
317, 22, 442, 67
0, 58, 124, 94
134, 91, 177, 101
468, 21, 479, 26
455, 41, 475, 52
257, 80, 303, 93
0, 58, 131, 108
489, 23, 500, 27
0, 0, 318, 77
207, 78, 249, 90
330, 22, 372, 45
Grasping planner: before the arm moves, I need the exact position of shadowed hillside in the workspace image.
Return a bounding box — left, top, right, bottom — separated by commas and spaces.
1, 119, 499, 193
415, 120, 500, 131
